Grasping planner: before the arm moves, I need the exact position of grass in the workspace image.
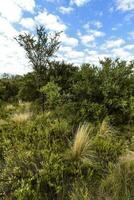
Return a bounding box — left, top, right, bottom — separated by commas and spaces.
99, 119, 114, 135
0, 119, 7, 126
70, 182, 91, 200
100, 150, 134, 200
70, 124, 93, 161
11, 112, 32, 124
5, 104, 15, 111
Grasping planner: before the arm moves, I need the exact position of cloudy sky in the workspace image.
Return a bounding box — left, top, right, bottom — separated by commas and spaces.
0, 0, 134, 74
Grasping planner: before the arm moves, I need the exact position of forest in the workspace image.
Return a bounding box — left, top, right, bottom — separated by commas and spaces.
1, 26, 134, 199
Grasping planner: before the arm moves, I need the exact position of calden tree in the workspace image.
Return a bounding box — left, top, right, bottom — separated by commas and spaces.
16, 26, 61, 111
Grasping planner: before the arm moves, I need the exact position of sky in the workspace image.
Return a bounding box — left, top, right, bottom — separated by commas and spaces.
0, 0, 134, 74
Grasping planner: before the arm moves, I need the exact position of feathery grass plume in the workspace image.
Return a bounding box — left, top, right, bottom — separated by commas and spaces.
70, 181, 91, 200
99, 119, 111, 135
99, 119, 116, 137
70, 123, 93, 161
120, 150, 134, 162
12, 112, 32, 124
0, 119, 7, 126
5, 104, 15, 111
18, 101, 31, 112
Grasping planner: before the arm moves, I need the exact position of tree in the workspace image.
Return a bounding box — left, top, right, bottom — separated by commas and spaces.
16, 26, 61, 111
47, 61, 78, 94
99, 58, 134, 125
71, 64, 105, 123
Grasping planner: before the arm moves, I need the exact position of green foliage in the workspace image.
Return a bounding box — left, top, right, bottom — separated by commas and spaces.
18, 73, 39, 101
0, 74, 20, 102
99, 58, 134, 125
40, 82, 61, 109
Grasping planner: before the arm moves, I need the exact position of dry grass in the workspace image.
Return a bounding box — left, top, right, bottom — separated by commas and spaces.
120, 150, 134, 162
5, 104, 15, 111
100, 120, 110, 134
99, 119, 115, 137
12, 112, 32, 124
18, 101, 31, 112
100, 151, 134, 200
0, 119, 7, 126
71, 124, 92, 161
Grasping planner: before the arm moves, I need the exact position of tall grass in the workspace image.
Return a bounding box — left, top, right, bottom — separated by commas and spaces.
11, 101, 33, 124
5, 104, 15, 111
70, 124, 93, 162
99, 119, 113, 136
100, 151, 134, 200
12, 112, 32, 124
69, 182, 91, 200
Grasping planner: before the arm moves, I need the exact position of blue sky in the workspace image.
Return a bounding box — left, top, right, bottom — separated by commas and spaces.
0, 0, 134, 74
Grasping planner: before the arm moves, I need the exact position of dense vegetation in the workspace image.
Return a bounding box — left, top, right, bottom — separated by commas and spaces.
1, 26, 134, 199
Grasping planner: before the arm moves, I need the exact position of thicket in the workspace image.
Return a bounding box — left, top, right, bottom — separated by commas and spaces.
0, 26, 134, 199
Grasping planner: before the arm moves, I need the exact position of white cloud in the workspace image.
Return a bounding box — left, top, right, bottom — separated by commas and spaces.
65, 50, 84, 59
0, 17, 18, 38
0, 32, 30, 75
59, 46, 73, 53
60, 33, 78, 47
99, 38, 134, 61
93, 21, 103, 29
102, 38, 125, 49
15, 0, 35, 12
59, 6, 74, 14
112, 48, 131, 58
58, 46, 85, 65
80, 35, 95, 45
0, 0, 35, 23
116, 0, 134, 11
83, 21, 103, 30
20, 18, 35, 30
0, 15, 31, 74
90, 30, 105, 37
0, 0, 22, 22
35, 11, 67, 31
70, 0, 90, 7
124, 44, 134, 50
58, 47, 112, 66
80, 30, 105, 46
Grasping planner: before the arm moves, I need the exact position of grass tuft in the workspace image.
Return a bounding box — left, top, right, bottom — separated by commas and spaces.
12, 112, 32, 124
70, 124, 93, 161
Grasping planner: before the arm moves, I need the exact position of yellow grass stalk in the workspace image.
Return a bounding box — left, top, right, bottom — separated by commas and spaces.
5, 104, 15, 111
71, 124, 92, 161
120, 150, 134, 162
12, 112, 32, 124
0, 119, 7, 126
